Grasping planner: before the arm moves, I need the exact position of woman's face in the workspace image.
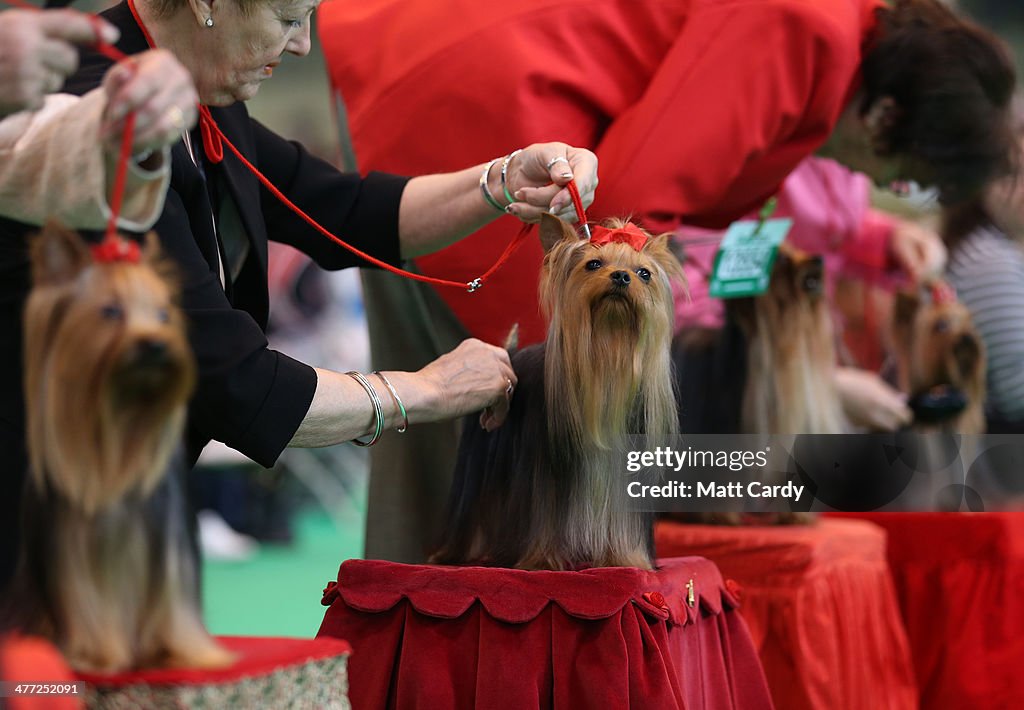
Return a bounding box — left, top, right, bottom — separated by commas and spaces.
196, 0, 319, 105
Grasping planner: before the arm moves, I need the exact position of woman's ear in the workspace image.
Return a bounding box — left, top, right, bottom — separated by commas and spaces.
187, 0, 215, 28
863, 96, 902, 154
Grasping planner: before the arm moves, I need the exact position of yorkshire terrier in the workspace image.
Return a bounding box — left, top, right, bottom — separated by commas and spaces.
890, 281, 986, 434
431, 214, 684, 570
8, 222, 231, 672
672, 243, 843, 525
675, 242, 847, 435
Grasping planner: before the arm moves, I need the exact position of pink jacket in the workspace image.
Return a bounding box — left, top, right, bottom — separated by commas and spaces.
674, 157, 895, 331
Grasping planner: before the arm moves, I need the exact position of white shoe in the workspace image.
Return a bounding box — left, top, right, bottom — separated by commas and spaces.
197, 510, 260, 561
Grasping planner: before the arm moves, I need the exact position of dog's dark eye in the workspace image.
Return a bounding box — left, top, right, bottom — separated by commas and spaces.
933, 319, 951, 334
636, 268, 651, 282
101, 303, 124, 320
585, 259, 602, 271
157, 308, 170, 324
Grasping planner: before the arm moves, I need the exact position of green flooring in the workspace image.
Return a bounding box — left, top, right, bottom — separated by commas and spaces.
202, 510, 364, 638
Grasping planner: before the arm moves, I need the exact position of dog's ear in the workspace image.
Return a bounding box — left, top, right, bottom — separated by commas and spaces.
642, 233, 686, 284
30, 220, 92, 285
539, 213, 578, 254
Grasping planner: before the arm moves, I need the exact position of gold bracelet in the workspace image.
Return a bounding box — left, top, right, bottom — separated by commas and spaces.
346, 371, 384, 446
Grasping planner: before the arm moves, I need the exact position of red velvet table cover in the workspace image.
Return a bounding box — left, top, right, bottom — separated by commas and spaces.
76, 636, 352, 709
830, 512, 1024, 709
317, 557, 772, 709
655, 519, 917, 710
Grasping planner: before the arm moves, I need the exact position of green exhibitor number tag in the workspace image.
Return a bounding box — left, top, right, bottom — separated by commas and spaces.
708, 217, 792, 298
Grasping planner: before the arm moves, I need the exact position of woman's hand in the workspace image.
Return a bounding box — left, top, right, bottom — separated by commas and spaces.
889, 218, 947, 284
502, 142, 598, 223
0, 9, 119, 117
415, 339, 517, 431
100, 49, 198, 160
835, 366, 913, 431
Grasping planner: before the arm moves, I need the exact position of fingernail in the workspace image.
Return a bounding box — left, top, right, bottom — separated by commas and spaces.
560, 172, 573, 180
101, 25, 120, 44
514, 190, 524, 201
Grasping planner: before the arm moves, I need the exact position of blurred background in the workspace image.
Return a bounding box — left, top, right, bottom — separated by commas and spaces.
66, 0, 1024, 638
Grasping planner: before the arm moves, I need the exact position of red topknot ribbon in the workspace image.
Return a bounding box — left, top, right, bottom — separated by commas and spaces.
589, 222, 648, 251
91, 237, 141, 264
931, 280, 957, 306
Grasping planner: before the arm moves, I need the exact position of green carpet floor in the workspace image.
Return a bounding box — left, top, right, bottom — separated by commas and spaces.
202, 510, 363, 638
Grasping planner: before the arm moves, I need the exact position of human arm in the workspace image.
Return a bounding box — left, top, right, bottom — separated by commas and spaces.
396, 143, 598, 258
0, 8, 118, 117
835, 366, 913, 431
290, 339, 516, 447
0, 49, 197, 230
593, 1, 863, 232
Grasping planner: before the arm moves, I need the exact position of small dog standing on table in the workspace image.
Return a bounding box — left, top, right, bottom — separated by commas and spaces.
431, 214, 684, 571
8, 222, 230, 672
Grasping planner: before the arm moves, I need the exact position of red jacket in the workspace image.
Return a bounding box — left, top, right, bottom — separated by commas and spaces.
319, 0, 884, 345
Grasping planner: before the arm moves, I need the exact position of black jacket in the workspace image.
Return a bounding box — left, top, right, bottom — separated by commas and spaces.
0, 3, 408, 581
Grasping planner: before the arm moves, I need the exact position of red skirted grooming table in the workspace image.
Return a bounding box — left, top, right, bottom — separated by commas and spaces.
317, 557, 773, 709
655, 518, 917, 710
75, 636, 352, 709
829, 512, 1024, 709
1, 635, 80, 710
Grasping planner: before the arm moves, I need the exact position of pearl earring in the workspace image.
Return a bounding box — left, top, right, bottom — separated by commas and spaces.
205, 17, 214, 27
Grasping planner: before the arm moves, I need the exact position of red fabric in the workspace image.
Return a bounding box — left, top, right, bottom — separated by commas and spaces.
655, 519, 917, 710
316, 558, 773, 709
319, 0, 882, 346
829, 512, 1024, 710
74, 636, 351, 687
0, 635, 81, 710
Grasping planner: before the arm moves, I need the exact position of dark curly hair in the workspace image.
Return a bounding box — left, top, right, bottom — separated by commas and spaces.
860, 0, 1017, 204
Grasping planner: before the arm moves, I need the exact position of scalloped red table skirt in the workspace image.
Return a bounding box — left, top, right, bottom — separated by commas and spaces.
829, 512, 1024, 710
316, 557, 773, 709
655, 518, 917, 710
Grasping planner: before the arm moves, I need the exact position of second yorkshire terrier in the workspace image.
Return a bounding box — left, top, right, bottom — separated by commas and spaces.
431, 215, 684, 570
676, 242, 847, 435
890, 281, 986, 433
9, 222, 230, 672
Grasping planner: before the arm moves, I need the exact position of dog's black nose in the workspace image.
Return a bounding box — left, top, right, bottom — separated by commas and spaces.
610, 270, 631, 287
133, 339, 169, 366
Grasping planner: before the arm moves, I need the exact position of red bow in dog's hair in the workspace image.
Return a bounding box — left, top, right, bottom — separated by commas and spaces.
91, 236, 141, 264
930, 280, 957, 306
589, 223, 649, 251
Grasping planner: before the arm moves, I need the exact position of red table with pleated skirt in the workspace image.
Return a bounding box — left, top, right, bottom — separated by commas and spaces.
75, 636, 352, 708
655, 518, 917, 710
317, 557, 773, 709
829, 512, 1024, 710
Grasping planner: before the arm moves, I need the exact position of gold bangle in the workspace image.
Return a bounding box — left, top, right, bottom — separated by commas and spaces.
372, 371, 408, 433
346, 371, 384, 446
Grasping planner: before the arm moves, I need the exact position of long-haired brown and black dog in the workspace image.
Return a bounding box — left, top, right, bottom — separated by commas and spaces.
8, 223, 230, 672
890, 280, 986, 433
675, 242, 847, 435
431, 214, 684, 570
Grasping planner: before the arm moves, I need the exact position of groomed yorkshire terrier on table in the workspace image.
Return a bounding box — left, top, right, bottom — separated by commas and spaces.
890, 281, 986, 434
431, 214, 684, 571
8, 222, 230, 672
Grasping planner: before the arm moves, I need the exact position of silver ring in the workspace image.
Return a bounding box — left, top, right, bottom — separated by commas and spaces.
505, 378, 514, 396
545, 156, 570, 170
166, 106, 185, 131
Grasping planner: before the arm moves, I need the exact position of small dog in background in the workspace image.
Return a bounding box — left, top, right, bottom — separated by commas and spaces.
431, 214, 684, 570
890, 281, 986, 433
675, 242, 847, 435
9, 222, 230, 672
